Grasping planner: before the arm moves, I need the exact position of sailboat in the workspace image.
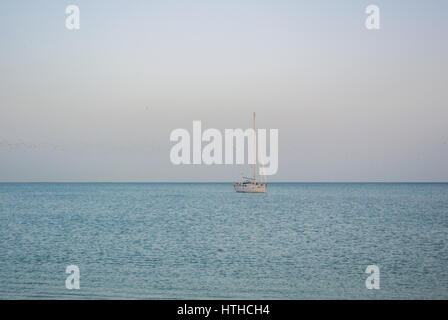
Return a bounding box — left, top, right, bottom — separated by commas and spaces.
233, 112, 267, 193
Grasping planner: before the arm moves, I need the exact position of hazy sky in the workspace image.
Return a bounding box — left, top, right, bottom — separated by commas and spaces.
0, 0, 447, 182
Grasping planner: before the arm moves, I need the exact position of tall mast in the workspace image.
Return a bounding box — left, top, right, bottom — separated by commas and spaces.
254, 112, 257, 184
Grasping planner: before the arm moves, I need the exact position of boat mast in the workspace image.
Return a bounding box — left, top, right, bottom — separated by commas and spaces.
254, 112, 257, 185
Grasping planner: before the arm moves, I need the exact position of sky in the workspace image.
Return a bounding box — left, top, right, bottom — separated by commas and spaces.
0, 0, 447, 182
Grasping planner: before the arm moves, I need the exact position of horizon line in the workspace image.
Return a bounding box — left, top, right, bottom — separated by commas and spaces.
0, 181, 447, 184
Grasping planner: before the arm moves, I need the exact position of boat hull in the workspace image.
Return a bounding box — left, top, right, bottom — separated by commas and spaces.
234, 183, 267, 193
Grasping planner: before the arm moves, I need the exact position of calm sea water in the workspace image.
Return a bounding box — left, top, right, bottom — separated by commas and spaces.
0, 183, 447, 299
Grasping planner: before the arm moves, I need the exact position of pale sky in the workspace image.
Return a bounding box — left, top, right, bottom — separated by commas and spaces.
0, 0, 447, 182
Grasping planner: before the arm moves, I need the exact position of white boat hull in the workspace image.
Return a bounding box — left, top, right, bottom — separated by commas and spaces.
234, 183, 267, 193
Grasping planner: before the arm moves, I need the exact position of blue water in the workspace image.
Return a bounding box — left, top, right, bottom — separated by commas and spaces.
0, 183, 447, 299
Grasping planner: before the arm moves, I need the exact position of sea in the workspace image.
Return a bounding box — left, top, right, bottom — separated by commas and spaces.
0, 183, 447, 299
